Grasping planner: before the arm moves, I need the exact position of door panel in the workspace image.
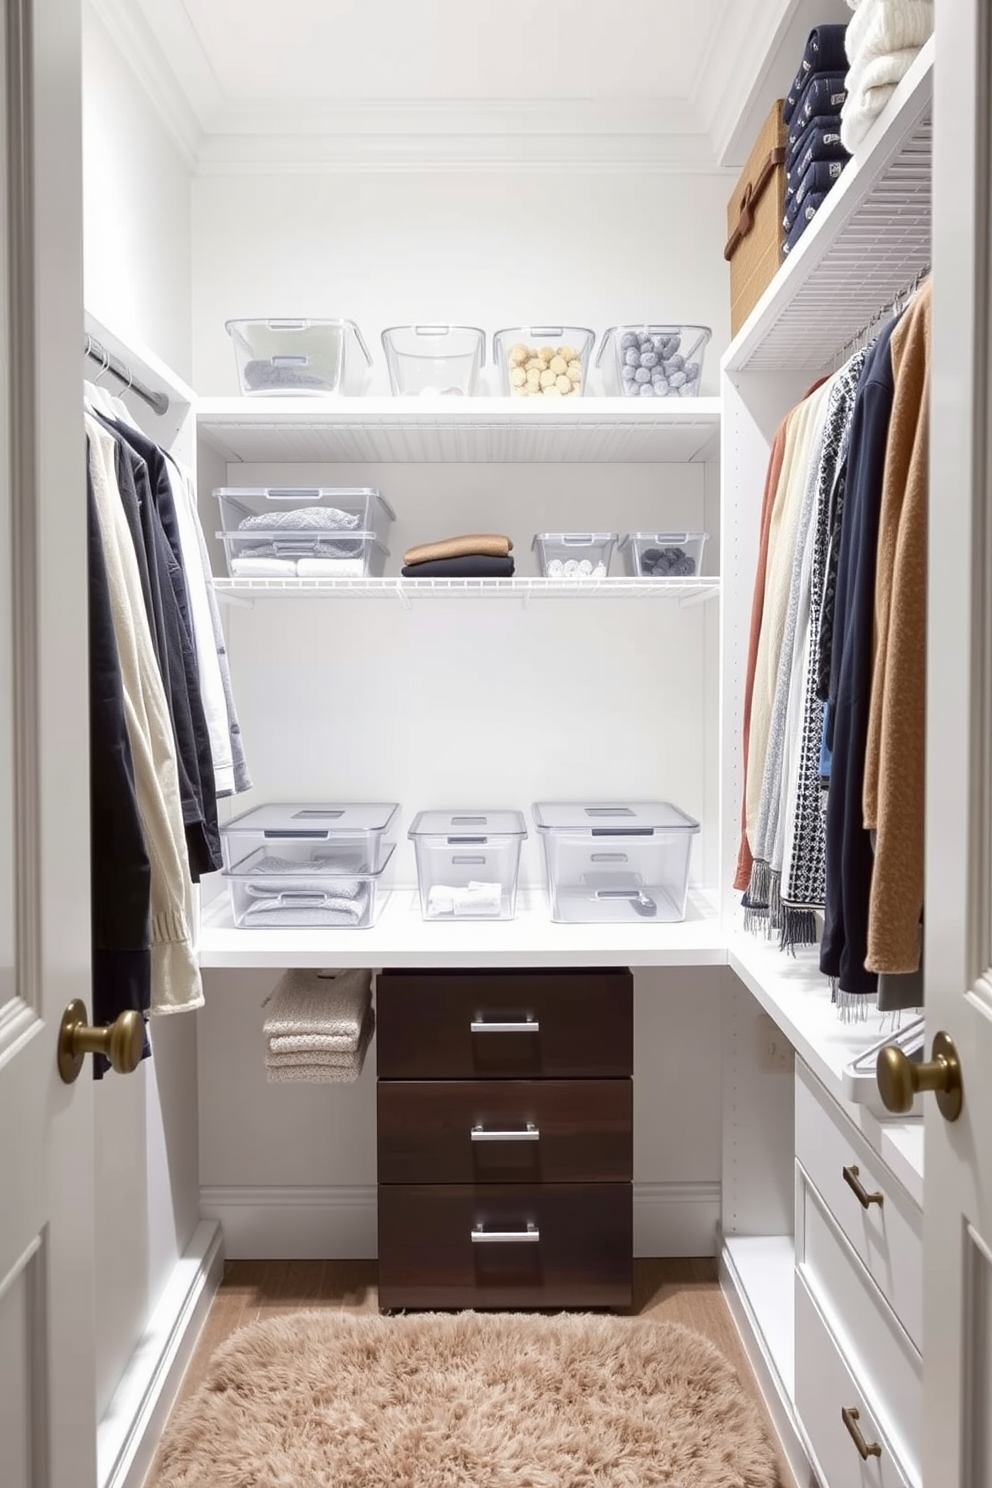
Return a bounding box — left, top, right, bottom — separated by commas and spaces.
926, 0, 992, 1483
0, 2, 95, 1486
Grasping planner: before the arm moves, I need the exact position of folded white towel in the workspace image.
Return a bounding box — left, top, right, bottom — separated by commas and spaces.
296, 558, 367, 577
231, 556, 298, 577
239, 507, 360, 533
262, 967, 372, 1041
841, 0, 933, 152
427, 881, 503, 918
266, 1009, 374, 1084
268, 1029, 363, 1054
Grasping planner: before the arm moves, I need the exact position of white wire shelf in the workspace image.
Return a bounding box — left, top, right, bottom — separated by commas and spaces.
212, 575, 721, 608
195, 396, 722, 465
724, 37, 932, 374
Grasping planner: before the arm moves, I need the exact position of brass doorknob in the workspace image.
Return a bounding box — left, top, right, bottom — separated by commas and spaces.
876, 1030, 962, 1121
57, 1000, 144, 1084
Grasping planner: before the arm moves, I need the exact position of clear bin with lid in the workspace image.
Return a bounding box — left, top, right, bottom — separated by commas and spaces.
533, 801, 699, 923
408, 810, 528, 920
596, 324, 711, 398
492, 327, 595, 398
381, 325, 485, 397
532, 533, 616, 578
618, 531, 708, 578
225, 318, 372, 396
220, 803, 400, 930
214, 487, 395, 577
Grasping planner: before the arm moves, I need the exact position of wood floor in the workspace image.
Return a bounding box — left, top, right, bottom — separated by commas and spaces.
146, 1258, 797, 1488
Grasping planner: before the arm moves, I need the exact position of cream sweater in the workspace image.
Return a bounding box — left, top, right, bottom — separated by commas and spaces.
86, 416, 203, 1014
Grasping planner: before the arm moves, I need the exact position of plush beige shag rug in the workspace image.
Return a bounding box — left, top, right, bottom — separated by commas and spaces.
157, 1310, 779, 1487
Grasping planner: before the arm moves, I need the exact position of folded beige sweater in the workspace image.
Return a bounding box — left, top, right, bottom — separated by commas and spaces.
403, 533, 513, 566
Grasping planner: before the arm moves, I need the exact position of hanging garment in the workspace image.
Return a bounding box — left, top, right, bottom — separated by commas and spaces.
88, 472, 152, 1070
103, 418, 222, 878
864, 281, 931, 975
86, 416, 203, 1015
748, 378, 833, 924
165, 457, 250, 795
780, 349, 868, 939
820, 318, 899, 1000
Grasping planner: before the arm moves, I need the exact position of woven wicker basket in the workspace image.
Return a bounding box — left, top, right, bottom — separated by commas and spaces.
725, 102, 787, 337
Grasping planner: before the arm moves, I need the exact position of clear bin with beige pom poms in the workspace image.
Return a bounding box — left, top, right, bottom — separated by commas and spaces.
492, 326, 595, 398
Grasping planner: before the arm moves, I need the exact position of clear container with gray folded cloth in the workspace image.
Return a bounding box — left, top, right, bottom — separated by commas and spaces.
221, 803, 398, 928
214, 486, 395, 578
533, 801, 699, 923
408, 810, 527, 921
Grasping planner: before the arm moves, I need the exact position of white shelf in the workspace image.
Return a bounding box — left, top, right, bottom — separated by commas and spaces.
195, 396, 722, 465
728, 932, 923, 1201
724, 37, 933, 374
211, 575, 721, 607
197, 886, 725, 969
722, 1234, 796, 1402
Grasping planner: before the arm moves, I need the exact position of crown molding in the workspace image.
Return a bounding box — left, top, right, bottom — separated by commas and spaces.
86, 0, 204, 168
689, 0, 794, 166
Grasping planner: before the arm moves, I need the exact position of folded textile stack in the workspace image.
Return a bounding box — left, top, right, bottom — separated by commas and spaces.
840, 0, 933, 156
263, 968, 374, 1083
232, 503, 370, 577
401, 533, 515, 579
782, 25, 850, 259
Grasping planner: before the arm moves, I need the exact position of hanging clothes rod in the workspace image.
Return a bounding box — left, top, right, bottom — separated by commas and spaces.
84, 335, 170, 417
833, 264, 932, 368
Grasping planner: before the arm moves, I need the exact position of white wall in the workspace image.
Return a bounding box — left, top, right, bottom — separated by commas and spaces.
82, 3, 193, 379
191, 169, 733, 395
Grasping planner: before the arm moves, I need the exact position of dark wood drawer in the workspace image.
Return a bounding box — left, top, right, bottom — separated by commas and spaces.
377, 1183, 632, 1310
377, 1079, 632, 1184
375, 968, 632, 1078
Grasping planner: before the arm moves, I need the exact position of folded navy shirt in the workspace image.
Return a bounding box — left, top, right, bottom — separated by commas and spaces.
782, 24, 849, 124
786, 157, 845, 202
401, 554, 516, 578
788, 114, 849, 178
787, 74, 848, 150
782, 192, 828, 256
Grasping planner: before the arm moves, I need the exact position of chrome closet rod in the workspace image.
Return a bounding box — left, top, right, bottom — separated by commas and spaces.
84, 335, 170, 417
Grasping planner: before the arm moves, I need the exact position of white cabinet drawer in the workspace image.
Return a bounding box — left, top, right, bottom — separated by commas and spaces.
796, 1275, 913, 1488
798, 1171, 921, 1484
796, 1060, 922, 1349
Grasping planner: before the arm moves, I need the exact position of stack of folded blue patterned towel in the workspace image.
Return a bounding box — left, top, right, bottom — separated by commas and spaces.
782, 25, 850, 259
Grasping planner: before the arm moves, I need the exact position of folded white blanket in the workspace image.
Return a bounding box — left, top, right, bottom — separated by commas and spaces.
262, 967, 372, 1040
239, 507, 360, 532
842, 0, 933, 152
268, 1029, 363, 1054
230, 557, 297, 577
266, 1010, 375, 1084
230, 557, 368, 578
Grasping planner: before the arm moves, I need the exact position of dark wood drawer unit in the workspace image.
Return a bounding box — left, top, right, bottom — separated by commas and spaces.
376, 968, 633, 1079
377, 1183, 632, 1311
377, 1079, 632, 1185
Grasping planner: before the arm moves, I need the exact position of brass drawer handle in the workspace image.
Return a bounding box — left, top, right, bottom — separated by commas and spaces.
471, 1123, 539, 1142
470, 1017, 539, 1034
842, 1405, 882, 1460
843, 1165, 883, 1209
471, 1222, 539, 1244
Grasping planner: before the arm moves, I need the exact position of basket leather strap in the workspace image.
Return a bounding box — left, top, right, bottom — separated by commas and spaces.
724, 146, 786, 261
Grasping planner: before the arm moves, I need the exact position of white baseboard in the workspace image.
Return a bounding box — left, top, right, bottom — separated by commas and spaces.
97, 1220, 224, 1488
200, 1181, 721, 1260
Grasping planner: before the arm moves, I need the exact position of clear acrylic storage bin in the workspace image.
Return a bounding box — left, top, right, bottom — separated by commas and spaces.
220, 803, 400, 929
225, 318, 372, 396
532, 533, 616, 577
533, 801, 700, 923
408, 810, 527, 920
381, 325, 485, 397
492, 327, 595, 398
214, 487, 395, 578
618, 531, 708, 578
596, 325, 711, 398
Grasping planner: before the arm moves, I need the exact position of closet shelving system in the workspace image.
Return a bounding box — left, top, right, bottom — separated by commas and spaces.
716, 34, 932, 1472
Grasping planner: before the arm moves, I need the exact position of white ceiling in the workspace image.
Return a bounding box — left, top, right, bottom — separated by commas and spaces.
90, 0, 843, 169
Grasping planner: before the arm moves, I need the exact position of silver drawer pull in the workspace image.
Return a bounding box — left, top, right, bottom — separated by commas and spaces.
471, 1222, 540, 1244
471, 1123, 539, 1142
843, 1165, 884, 1209
470, 1017, 539, 1034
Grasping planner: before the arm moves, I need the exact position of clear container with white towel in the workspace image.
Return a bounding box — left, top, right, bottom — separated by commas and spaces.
214, 486, 395, 578
533, 801, 699, 923
408, 810, 527, 920
220, 802, 399, 929
532, 533, 617, 577
381, 325, 485, 397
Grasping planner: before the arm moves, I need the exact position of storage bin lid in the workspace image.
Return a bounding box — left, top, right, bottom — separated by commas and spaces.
214, 487, 396, 520
408, 809, 527, 839
532, 802, 699, 833
221, 803, 399, 837
532, 532, 616, 546
618, 531, 706, 546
